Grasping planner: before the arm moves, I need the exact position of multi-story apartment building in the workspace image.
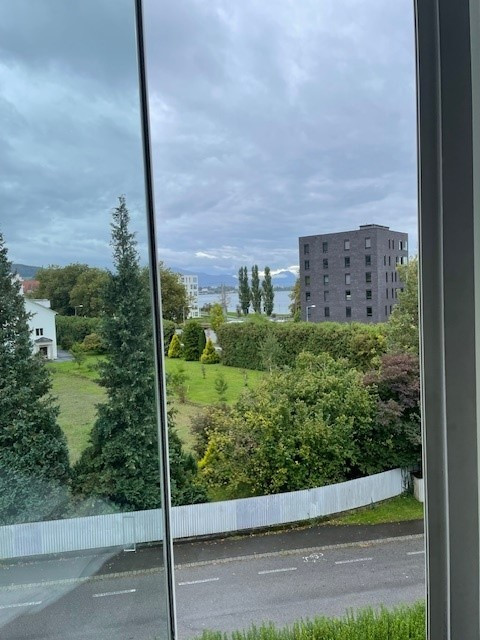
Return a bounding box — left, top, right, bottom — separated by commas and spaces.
181, 274, 200, 318
299, 224, 408, 323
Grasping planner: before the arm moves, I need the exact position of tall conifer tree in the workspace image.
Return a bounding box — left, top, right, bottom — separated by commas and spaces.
250, 265, 262, 313
74, 198, 206, 509
238, 266, 250, 315
0, 231, 70, 524
262, 266, 274, 316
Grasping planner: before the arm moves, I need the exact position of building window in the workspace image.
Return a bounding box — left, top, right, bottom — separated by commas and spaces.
367, 306, 373, 317
390, 305, 392, 314
35, 328, 43, 336
305, 291, 311, 301
345, 273, 351, 285
344, 239, 350, 250
396, 256, 399, 265
305, 276, 310, 286
395, 272, 398, 282
345, 290, 351, 300
324, 290, 329, 302
304, 243, 310, 254
385, 305, 388, 316
388, 239, 391, 249
391, 272, 394, 282
344, 256, 350, 268
346, 307, 352, 318
365, 272, 372, 283
324, 307, 330, 318
323, 258, 328, 269
404, 240, 408, 250
388, 256, 391, 266
322, 241, 328, 253
386, 272, 388, 282
365, 255, 371, 266
304, 260, 310, 270
386, 288, 389, 299
395, 288, 398, 299
399, 240, 403, 251
365, 237, 371, 248
324, 274, 329, 285
366, 289, 372, 300
392, 287, 395, 297
384, 255, 386, 265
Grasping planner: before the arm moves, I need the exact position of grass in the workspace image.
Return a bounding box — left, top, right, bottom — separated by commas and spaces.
165, 358, 264, 405
47, 358, 105, 464
186, 602, 426, 640
326, 493, 424, 526
47, 356, 263, 460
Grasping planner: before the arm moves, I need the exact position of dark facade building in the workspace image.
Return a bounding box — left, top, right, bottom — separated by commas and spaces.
299, 224, 408, 323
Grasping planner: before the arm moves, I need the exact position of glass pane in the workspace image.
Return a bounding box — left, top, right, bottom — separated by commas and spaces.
0, 1, 171, 639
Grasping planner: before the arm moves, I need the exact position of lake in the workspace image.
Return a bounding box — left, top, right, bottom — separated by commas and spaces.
198, 290, 293, 315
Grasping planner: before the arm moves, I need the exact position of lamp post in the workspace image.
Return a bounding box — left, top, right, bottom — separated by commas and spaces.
74, 305, 83, 316
306, 304, 316, 322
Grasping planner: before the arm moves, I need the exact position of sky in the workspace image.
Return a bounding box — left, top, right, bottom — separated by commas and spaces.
0, 0, 417, 279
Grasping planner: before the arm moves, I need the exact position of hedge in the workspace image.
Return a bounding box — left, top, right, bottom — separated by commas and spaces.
56, 316, 101, 350
217, 321, 387, 371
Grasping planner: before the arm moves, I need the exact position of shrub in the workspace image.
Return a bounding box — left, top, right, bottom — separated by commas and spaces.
71, 342, 86, 366
182, 320, 206, 361
217, 321, 387, 371
200, 338, 220, 364
82, 332, 104, 354
168, 333, 182, 358
162, 319, 176, 355
56, 316, 101, 350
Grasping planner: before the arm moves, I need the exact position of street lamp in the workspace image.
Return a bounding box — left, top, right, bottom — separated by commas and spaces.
306, 304, 316, 322
74, 305, 83, 316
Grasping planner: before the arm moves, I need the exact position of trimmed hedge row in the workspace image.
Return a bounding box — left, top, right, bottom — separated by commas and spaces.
56, 315, 177, 355
217, 321, 387, 371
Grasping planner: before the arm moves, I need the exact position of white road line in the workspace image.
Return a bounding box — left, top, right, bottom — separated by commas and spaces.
0, 601, 42, 610
92, 589, 137, 598
178, 578, 220, 586
258, 567, 298, 575
335, 557, 373, 565
407, 550, 425, 556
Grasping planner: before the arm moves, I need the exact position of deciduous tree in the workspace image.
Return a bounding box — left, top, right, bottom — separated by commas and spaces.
238, 266, 250, 315
387, 258, 419, 355
209, 303, 225, 332
250, 265, 262, 313
36, 263, 90, 315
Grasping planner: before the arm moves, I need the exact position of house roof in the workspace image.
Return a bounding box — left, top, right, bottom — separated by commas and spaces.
34, 337, 53, 344
25, 299, 57, 315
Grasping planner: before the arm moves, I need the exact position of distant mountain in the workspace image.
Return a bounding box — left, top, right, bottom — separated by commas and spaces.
178, 268, 297, 288
11, 263, 39, 279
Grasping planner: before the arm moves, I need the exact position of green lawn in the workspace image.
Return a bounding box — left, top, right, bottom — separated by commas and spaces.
47, 359, 105, 464
326, 493, 424, 526
47, 356, 262, 461
165, 358, 264, 405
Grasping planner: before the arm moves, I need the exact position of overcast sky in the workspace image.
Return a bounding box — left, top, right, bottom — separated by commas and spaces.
0, 0, 417, 278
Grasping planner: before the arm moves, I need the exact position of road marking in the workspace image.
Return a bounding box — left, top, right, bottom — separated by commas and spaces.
0, 601, 42, 610
335, 557, 373, 565
303, 553, 324, 563
407, 550, 425, 556
92, 589, 137, 598
178, 578, 220, 586
258, 567, 297, 575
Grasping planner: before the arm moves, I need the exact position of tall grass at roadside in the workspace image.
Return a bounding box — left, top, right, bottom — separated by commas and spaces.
192, 603, 425, 640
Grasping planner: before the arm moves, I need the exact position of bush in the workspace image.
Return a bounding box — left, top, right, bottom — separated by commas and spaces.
168, 334, 182, 358
162, 319, 176, 355
56, 316, 101, 350
200, 338, 220, 364
217, 321, 387, 371
182, 320, 206, 361
82, 332, 105, 354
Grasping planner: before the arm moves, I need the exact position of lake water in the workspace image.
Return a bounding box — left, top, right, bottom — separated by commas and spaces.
198, 290, 293, 315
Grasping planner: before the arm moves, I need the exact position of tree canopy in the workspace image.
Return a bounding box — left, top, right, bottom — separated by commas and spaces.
387, 257, 419, 355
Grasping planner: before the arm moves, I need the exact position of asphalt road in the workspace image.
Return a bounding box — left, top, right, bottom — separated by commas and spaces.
0, 529, 425, 640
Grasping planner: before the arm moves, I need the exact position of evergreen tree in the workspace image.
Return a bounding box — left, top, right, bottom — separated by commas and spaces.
209, 303, 225, 332
182, 320, 206, 361
238, 266, 250, 315
262, 266, 274, 316
73, 197, 204, 509
167, 333, 182, 358
250, 265, 262, 313
200, 338, 220, 364
0, 231, 71, 524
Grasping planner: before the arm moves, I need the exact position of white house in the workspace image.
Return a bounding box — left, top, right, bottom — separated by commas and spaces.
181, 274, 200, 318
24, 298, 58, 360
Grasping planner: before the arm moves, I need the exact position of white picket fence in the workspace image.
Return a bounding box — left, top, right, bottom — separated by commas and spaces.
0, 469, 406, 560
